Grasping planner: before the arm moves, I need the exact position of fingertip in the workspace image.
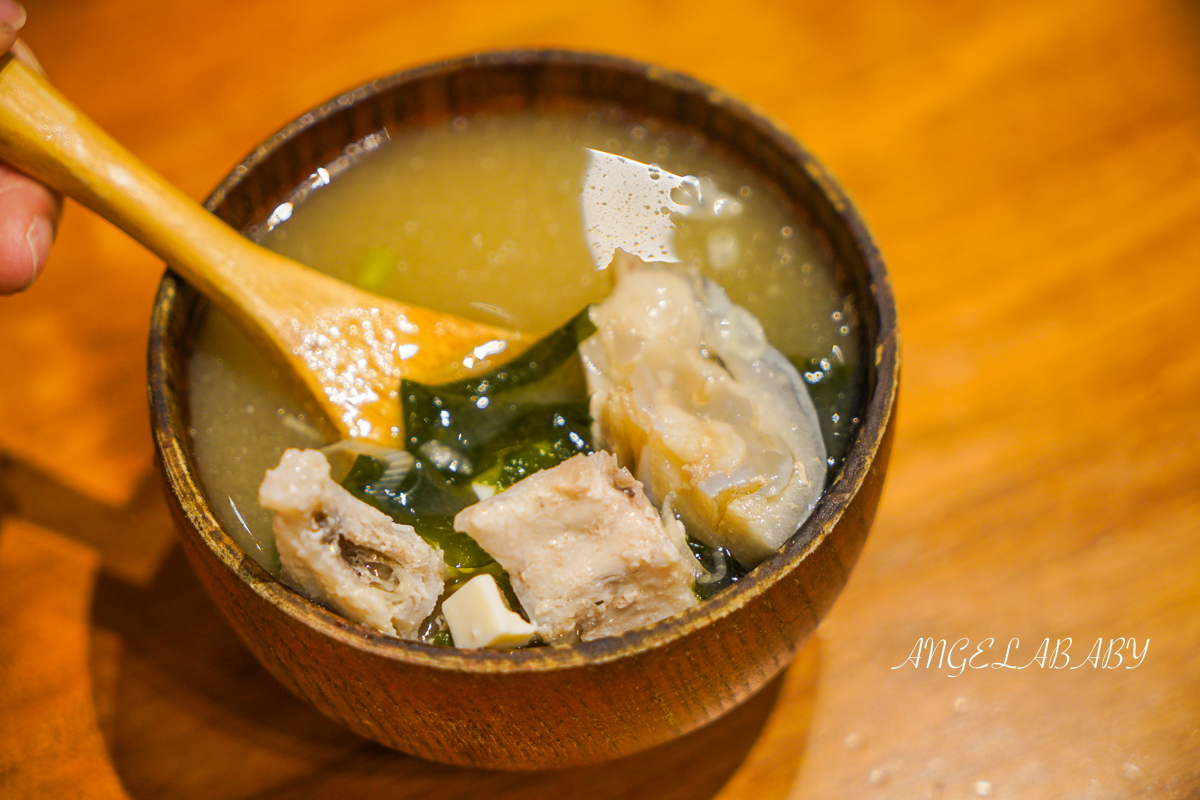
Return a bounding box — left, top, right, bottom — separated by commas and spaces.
0, 0, 25, 35
0, 213, 56, 294
0, 184, 59, 295
0, 228, 39, 294
0, 256, 34, 295
0, 1, 24, 58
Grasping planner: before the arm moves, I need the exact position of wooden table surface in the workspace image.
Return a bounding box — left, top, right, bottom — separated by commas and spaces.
2, 0, 1199, 797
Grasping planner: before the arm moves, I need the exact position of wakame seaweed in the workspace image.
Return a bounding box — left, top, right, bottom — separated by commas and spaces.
340, 452, 524, 622
340, 307, 597, 573
337, 310, 600, 640
400, 307, 596, 462
789, 354, 863, 484
341, 453, 489, 568
339, 304, 753, 621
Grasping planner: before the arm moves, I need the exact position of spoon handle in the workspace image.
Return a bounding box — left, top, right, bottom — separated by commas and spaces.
0, 53, 304, 324
0, 53, 539, 445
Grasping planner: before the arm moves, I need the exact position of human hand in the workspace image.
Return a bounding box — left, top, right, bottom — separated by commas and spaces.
0, 0, 62, 294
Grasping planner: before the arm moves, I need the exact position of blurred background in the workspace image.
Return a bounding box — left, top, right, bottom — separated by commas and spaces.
1, 0, 1198, 798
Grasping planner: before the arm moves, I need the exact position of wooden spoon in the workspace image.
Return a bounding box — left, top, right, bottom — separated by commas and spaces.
0, 53, 530, 445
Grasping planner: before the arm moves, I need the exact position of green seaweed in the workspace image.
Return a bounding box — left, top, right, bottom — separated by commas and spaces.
399, 307, 596, 464
337, 305, 759, 639
338, 308, 599, 644
789, 354, 863, 485
341, 453, 487, 567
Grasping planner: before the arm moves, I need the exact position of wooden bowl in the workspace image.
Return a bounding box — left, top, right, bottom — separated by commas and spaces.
148, 49, 899, 770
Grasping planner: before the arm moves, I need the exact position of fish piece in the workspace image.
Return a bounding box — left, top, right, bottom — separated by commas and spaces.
453, 451, 698, 643
259, 448, 445, 639
579, 253, 827, 566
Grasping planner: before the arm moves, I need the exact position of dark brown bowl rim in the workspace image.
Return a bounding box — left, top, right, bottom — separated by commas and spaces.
150, 48, 899, 673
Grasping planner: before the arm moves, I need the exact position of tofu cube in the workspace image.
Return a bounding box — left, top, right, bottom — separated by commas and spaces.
442, 574, 537, 649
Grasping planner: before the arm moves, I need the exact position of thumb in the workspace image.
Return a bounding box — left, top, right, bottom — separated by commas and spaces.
0, 3, 61, 294
0, 0, 24, 55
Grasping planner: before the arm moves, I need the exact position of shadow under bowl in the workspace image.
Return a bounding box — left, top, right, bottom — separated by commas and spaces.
148, 49, 899, 771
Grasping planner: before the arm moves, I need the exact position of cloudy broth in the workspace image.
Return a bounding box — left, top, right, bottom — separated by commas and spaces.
188, 104, 864, 572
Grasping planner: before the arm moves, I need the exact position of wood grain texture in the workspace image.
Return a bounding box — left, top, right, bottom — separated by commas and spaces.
0, 520, 126, 799
1, 0, 1199, 795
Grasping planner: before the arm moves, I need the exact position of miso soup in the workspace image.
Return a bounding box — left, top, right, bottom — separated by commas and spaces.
188, 104, 865, 577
